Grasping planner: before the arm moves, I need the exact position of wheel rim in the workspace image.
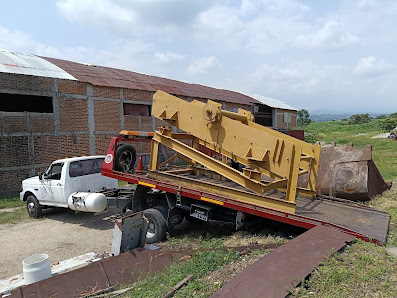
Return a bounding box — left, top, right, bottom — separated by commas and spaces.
27, 201, 35, 215
147, 220, 156, 238
119, 151, 133, 171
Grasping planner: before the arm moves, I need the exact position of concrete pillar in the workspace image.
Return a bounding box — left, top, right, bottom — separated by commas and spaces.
272, 109, 277, 128
138, 116, 142, 153
120, 88, 125, 130
52, 79, 60, 136
27, 114, 35, 176
87, 85, 96, 155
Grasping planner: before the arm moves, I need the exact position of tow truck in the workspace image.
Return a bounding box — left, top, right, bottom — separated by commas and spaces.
102, 91, 390, 244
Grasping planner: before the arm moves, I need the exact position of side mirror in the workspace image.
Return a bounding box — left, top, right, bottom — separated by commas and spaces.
38, 172, 43, 181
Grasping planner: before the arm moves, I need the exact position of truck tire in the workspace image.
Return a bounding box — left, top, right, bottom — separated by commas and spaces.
114, 144, 137, 173
144, 208, 167, 243
26, 195, 42, 218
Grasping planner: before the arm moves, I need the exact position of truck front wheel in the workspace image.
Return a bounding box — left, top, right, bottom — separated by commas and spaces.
144, 208, 167, 243
26, 195, 42, 218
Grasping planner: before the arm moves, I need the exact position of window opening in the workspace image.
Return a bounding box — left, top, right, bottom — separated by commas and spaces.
123, 103, 151, 116
0, 93, 53, 113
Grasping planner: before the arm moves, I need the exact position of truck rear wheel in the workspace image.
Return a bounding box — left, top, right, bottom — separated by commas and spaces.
144, 208, 167, 243
26, 195, 42, 218
114, 144, 137, 173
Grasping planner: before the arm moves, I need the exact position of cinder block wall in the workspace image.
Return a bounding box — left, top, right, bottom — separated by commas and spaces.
0, 73, 253, 196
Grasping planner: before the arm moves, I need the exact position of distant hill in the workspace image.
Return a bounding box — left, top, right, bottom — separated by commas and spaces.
310, 109, 345, 115
309, 110, 388, 122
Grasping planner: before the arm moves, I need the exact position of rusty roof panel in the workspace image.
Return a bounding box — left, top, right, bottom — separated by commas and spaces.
41, 56, 258, 105
212, 225, 355, 298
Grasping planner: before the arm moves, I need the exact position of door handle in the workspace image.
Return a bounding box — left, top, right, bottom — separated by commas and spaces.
57, 183, 62, 186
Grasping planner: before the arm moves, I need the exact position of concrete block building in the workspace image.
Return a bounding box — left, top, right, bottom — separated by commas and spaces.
0, 50, 297, 196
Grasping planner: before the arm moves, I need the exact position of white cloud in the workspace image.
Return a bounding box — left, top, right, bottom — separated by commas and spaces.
353, 56, 391, 77
56, 0, 213, 38
0, 26, 61, 57
294, 21, 360, 50
155, 52, 184, 63
186, 56, 220, 76
356, 0, 380, 9
248, 62, 328, 94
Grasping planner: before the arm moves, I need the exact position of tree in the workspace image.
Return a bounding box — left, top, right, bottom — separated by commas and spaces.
297, 109, 311, 127
348, 113, 371, 125
379, 117, 397, 132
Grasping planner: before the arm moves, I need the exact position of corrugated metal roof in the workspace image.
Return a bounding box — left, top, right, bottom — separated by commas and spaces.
249, 93, 298, 111
41, 56, 258, 105
0, 50, 297, 109
0, 50, 76, 80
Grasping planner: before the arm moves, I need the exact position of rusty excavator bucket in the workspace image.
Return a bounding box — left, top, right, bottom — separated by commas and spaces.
299, 142, 392, 201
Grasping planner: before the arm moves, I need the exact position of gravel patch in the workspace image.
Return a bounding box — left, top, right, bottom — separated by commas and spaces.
0, 207, 131, 279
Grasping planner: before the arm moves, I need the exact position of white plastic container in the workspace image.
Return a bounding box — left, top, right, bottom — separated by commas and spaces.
22, 254, 52, 285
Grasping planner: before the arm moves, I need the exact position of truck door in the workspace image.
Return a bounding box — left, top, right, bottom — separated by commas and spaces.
41, 162, 65, 205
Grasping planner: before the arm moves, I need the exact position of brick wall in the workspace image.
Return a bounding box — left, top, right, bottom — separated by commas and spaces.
124, 115, 140, 130
0, 136, 30, 168
141, 116, 154, 131
276, 108, 297, 129
0, 168, 31, 196
31, 115, 55, 133
93, 86, 120, 99
58, 80, 86, 95
59, 98, 88, 131
94, 100, 121, 131
123, 89, 152, 102
1, 115, 28, 133
0, 73, 52, 92
95, 134, 116, 155
33, 135, 90, 164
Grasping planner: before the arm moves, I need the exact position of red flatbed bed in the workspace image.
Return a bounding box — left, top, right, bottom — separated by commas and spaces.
102, 137, 390, 245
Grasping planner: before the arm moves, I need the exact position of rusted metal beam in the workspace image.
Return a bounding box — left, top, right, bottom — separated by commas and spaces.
10, 245, 279, 298
212, 226, 355, 298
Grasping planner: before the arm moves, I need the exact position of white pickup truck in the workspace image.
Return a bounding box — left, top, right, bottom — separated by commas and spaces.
20, 156, 118, 218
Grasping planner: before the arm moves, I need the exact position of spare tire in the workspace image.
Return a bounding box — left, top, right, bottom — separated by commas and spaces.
114, 144, 137, 172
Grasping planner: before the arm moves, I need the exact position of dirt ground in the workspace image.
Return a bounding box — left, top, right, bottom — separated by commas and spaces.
0, 207, 134, 279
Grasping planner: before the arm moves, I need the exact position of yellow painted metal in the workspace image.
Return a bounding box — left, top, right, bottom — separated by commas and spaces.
201, 196, 224, 205
149, 170, 296, 213
152, 132, 281, 194
149, 90, 321, 213
138, 181, 156, 188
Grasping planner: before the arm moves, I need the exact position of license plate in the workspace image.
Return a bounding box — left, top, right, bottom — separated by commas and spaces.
190, 205, 209, 221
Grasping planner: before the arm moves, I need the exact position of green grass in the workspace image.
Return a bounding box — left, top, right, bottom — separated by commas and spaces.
122, 250, 242, 297
0, 197, 29, 224
297, 240, 397, 297
305, 119, 397, 181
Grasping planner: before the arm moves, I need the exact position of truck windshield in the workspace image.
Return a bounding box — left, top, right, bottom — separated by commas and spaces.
69, 158, 105, 178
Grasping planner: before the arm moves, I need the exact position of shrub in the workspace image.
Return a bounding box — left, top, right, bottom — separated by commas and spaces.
379, 117, 397, 132
348, 114, 371, 125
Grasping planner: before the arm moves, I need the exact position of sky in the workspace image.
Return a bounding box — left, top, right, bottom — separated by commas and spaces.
0, 0, 396, 113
